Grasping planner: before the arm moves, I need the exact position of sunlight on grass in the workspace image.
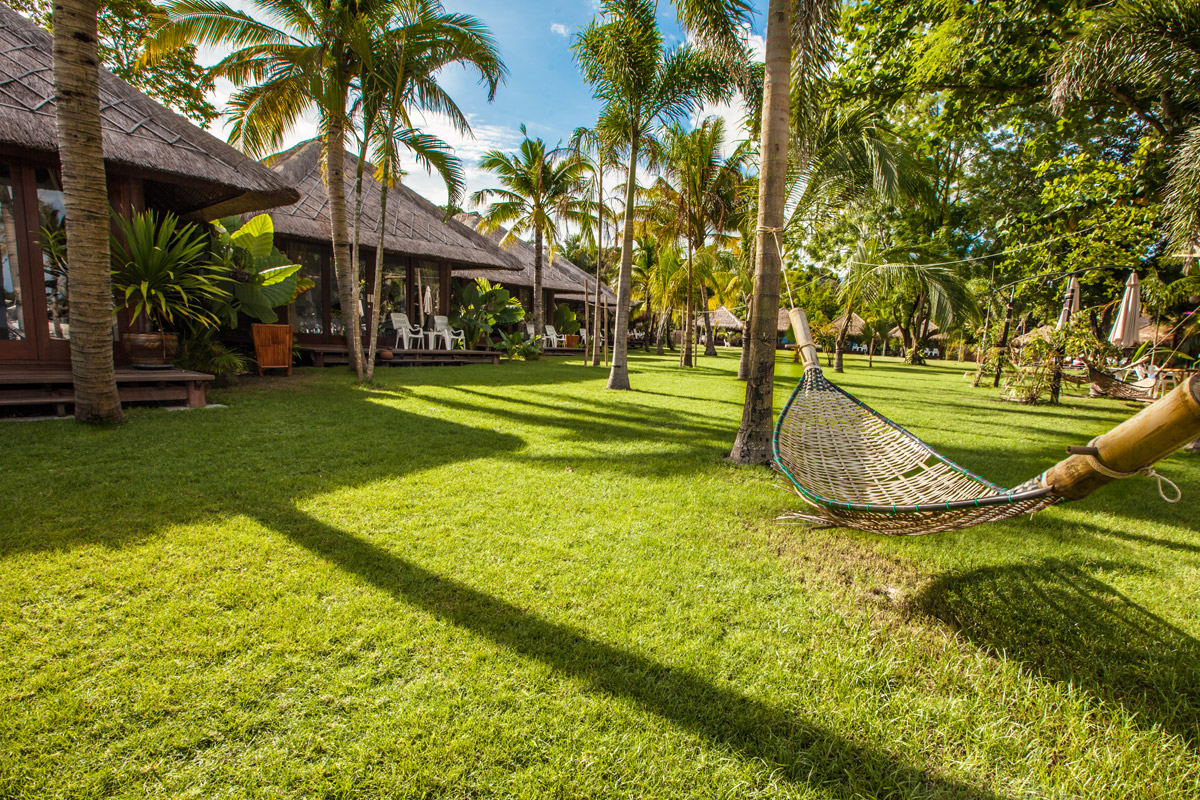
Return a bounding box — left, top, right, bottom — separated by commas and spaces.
1, 353, 1196, 798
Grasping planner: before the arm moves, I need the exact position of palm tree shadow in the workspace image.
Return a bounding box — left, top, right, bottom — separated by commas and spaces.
257, 503, 1002, 799
909, 559, 1200, 747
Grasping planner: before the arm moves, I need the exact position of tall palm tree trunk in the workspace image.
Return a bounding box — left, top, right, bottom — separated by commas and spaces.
591, 168, 604, 366
364, 167, 393, 382
606, 136, 639, 390
738, 293, 752, 380
701, 284, 716, 357
834, 313, 852, 372
326, 110, 364, 380
730, 0, 790, 462
53, 0, 122, 424
655, 310, 666, 355
533, 226, 544, 338
683, 239, 694, 367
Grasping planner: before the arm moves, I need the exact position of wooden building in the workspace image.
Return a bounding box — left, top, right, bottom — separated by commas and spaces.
260, 140, 521, 352
453, 211, 616, 314
0, 7, 298, 410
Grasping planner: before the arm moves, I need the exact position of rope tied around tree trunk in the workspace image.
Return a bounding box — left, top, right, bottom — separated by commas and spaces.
1082, 437, 1182, 503
758, 225, 790, 303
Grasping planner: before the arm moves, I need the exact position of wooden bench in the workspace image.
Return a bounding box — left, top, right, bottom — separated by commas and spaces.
0, 367, 214, 416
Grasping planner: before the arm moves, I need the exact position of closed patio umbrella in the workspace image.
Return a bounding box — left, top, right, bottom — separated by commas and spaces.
1107, 272, 1141, 348
1056, 276, 1081, 330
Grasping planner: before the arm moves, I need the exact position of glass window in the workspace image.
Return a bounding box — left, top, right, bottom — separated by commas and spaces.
381, 256, 407, 332
35, 168, 69, 341
0, 164, 25, 341
414, 261, 440, 328
291, 244, 324, 334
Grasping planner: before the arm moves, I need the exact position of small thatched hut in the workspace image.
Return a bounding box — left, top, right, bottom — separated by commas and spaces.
260, 140, 519, 345
831, 312, 866, 337
0, 6, 298, 369
694, 305, 744, 330
452, 212, 616, 315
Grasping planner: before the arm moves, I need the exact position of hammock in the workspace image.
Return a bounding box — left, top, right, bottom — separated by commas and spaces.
1086, 362, 1156, 402
772, 310, 1059, 536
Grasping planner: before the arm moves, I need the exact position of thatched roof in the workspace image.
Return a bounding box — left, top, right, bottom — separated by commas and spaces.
453, 212, 617, 300
695, 305, 744, 330
0, 6, 298, 218
888, 322, 940, 339
262, 140, 517, 270
832, 312, 866, 336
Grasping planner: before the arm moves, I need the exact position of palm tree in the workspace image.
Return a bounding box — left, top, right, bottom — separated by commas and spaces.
731, 0, 839, 464
148, 0, 414, 379
53, 0, 123, 423
1050, 0, 1200, 251
354, 2, 504, 380
471, 129, 588, 335
573, 0, 734, 390
656, 117, 750, 365
570, 125, 623, 367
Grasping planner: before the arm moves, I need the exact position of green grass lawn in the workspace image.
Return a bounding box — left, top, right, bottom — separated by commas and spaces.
2, 351, 1197, 799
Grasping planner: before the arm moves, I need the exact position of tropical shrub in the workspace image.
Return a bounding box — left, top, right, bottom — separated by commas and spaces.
495, 330, 541, 361
553, 303, 581, 335
451, 278, 525, 349
209, 214, 311, 325
110, 210, 229, 331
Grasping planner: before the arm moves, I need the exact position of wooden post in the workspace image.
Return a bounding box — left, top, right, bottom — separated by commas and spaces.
1040, 375, 1200, 501
993, 288, 1015, 388
603, 296, 609, 366
787, 308, 821, 370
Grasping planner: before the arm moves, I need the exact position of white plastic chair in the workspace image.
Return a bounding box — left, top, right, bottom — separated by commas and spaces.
544, 325, 566, 347
391, 312, 423, 349
525, 323, 537, 341
433, 315, 465, 350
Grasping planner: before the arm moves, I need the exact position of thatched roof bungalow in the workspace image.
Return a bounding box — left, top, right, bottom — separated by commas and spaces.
259, 140, 520, 344
453, 212, 616, 313
0, 6, 298, 368
694, 305, 744, 330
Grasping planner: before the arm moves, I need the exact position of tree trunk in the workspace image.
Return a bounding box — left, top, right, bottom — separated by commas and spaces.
533, 225, 544, 338
683, 239, 693, 368
730, 0, 789, 462
592, 169, 604, 366
606, 135, 639, 390
325, 110, 364, 380
656, 310, 667, 355
364, 169, 392, 382
701, 289, 717, 357
737, 293, 752, 380
834, 312, 852, 372
53, 0, 122, 424
993, 289, 1015, 388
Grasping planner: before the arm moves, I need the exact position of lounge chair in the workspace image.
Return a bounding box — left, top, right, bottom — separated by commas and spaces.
390, 312, 423, 349
432, 315, 466, 350
525, 323, 538, 341
544, 325, 566, 347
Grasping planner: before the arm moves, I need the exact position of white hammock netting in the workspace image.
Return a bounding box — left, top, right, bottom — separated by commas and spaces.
773, 365, 1060, 535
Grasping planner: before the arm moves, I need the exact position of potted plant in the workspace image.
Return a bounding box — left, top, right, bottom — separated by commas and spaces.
209, 215, 311, 375
111, 211, 228, 368
451, 278, 525, 350
553, 303, 581, 347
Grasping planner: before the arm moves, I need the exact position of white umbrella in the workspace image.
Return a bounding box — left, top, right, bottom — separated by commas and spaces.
1107, 272, 1141, 348
1056, 276, 1081, 330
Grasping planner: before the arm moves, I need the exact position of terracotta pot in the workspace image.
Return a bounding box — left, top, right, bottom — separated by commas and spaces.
123, 332, 178, 369
565, 334, 580, 348
378, 349, 394, 360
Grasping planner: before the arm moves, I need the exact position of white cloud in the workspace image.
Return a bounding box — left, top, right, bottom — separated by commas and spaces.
550, 22, 570, 37
692, 29, 766, 156
392, 111, 524, 208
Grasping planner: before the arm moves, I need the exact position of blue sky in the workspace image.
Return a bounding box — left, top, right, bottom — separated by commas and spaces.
211, 0, 768, 204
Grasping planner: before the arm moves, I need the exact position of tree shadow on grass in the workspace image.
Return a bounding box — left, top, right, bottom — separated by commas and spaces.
909, 558, 1200, 748
259, 502, 1002, 800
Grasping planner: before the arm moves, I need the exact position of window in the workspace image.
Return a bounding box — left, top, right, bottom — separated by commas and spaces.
35, 168, 69, 341
292, 244, 324, 334
380, 255, 407, 333
414, 261, 440, 328
0, 165, 25, 342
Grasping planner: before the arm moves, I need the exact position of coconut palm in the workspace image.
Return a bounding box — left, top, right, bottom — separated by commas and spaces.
654, 117, 750, 365
1050, 0, 1200, 250
731, 0, 840, 464
354, 2, 504, 379
573, 0, 734, 390
147, 0, 437, 379
570, 125, 623, 366
471, 130, 588, 335
52, 0, 123, 422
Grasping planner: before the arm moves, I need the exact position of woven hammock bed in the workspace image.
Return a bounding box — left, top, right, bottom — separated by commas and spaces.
773, 364, 1060, 535
1086, 362, 1156, 402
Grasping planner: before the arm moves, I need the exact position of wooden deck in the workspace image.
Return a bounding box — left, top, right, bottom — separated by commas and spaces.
0, 366, 214, 415
301, 345, 501, 367
541, 347, 586, 357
